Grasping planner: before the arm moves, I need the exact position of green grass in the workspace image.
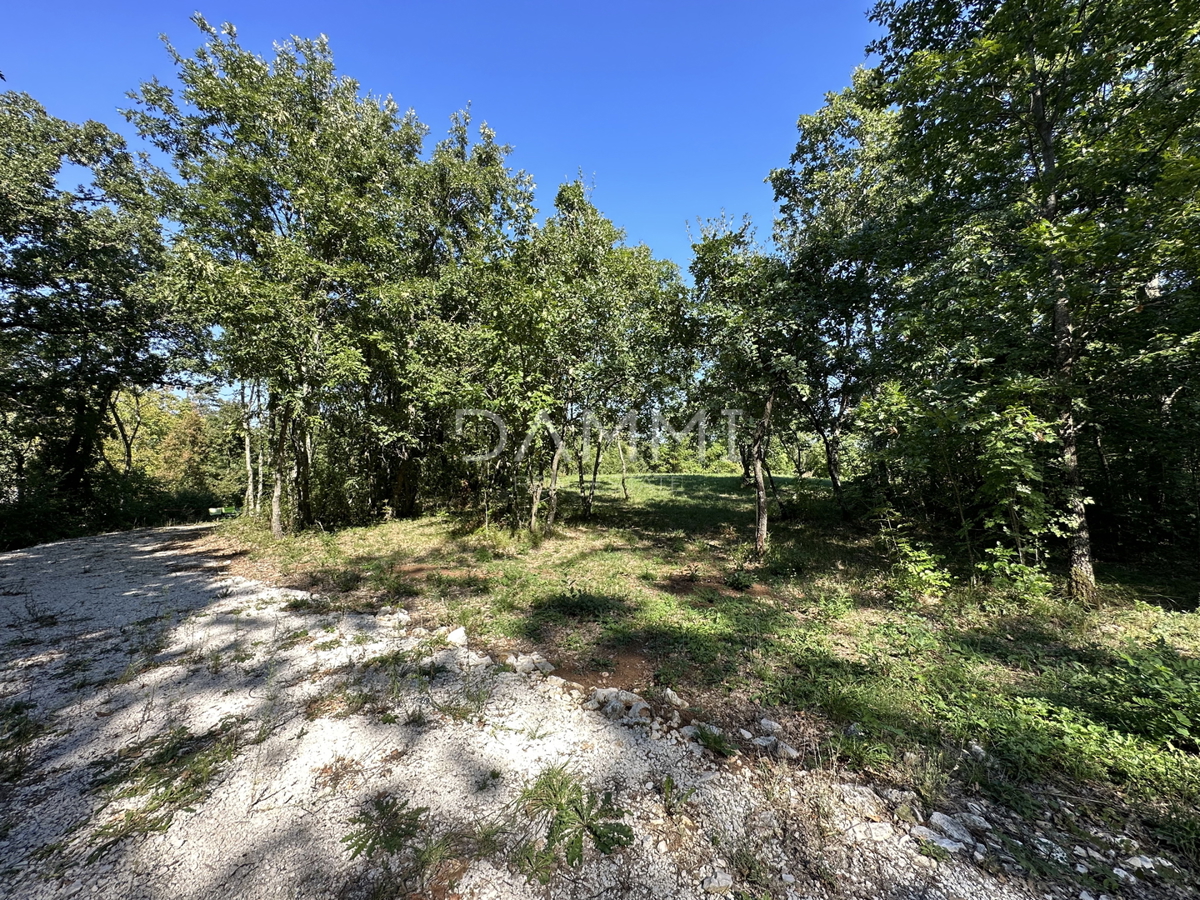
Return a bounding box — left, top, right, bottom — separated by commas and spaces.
220, 473, 1200, 855
0, 700, 43, 783
87, 717, 241, 859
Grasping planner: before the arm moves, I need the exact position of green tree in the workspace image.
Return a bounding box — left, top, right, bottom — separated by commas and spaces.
869, 0, 1200, 600
0, 91, 176, 544
128, 16, 535, 535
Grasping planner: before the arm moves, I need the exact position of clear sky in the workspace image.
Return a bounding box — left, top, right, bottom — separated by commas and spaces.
1, 1, 879, 271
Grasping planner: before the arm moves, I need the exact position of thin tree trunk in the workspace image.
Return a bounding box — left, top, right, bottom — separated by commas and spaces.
617, 436, 630, 501
110, 393, 138, 476
530, 462, 543, 531
256, 442, 265, 516
798, 396, 847, 516
270, 399, 291, 539
546, 442, 565, 526
751, 391, 775, 556
584, 439, 604, 519
242, 383, 254, 513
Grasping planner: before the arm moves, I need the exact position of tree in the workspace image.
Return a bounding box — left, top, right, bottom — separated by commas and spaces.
0, 91, 176, 542
128, 16, 536, 536
692, 223, 790, 555
769, 71, 901, 514
869, 0, 1200, 600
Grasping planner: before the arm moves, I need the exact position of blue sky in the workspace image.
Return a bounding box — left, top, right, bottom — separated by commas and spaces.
1, 1, 878, 271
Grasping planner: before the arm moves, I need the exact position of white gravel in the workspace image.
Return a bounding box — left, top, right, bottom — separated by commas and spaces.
0, 525, 1053, 900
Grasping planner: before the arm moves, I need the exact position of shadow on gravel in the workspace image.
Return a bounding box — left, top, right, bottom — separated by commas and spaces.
0, 526, 1098, 900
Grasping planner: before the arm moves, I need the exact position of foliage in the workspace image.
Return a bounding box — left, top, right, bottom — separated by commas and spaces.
342, 794, 429, 861
514, 764, 633, 880
0, 700, 42, 783
0, 90, 201, 547
878, 513, 952, 606
659, 773, 698, 818
88, 718, 240, 859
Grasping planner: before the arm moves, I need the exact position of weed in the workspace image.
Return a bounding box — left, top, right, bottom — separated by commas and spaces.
0, 700, 42, 783
305, 679, 372, 719
277, 628, 312, 650
830, 735, 893, 773
695, 724, 737, 757
205, 649, 224, 675
22, 595, 57, 628
475, 768, 502, 792
88, 717, 240, 859
730, 842, 769, 887
315, 755, 366, 793
343, 793, 427, 860
916, 837, 950, 861
899, 748, 955, 806
513, 764, 634, 881
724, 569, 755, 591
342, 794, 467, 896
659, 773, 697, 818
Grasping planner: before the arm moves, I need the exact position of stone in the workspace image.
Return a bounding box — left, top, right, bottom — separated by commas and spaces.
846, 822, 894, 843
702, 871, 734, 893
663, 688, 686, 708
930, 812, 974, 845
446, 627, 468, 647
759, 718, 782, 735
1124, 856, 1155, 870
956, 812, 992, 834
602, 699, 626, 720
534, 659, 556, 674
752, 736, 778, 750
912, 825, 966, 854
627, 701, 653, 720
773, 740, 800, 760
895, 802, 923, 825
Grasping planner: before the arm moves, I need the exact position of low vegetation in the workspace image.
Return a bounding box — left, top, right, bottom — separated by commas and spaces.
220, 473, 1200, 866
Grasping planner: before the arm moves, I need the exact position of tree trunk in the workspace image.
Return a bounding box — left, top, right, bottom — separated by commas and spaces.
270, 399, 291, 539
529, 462, 543, 531
799, 396, 847, 516
546, 442, 565, 526
617, 436, 630, 501
255, 442, 265, 516
1032, 68, 1096, 603
584, 439, 604, 519
241, 383, 254, 513
751, 391, 775, 556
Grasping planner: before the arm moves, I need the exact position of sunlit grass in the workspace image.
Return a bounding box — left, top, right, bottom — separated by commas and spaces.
219, 473, 1200, 847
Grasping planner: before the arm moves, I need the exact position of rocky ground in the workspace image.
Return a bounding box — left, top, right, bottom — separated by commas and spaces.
0, 526, 1185, 899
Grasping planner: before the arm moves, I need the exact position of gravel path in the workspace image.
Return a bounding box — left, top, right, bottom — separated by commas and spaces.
0, 526, 1109, 899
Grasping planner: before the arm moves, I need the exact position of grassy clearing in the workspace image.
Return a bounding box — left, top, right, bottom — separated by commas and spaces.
219, 474, 1200, 858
